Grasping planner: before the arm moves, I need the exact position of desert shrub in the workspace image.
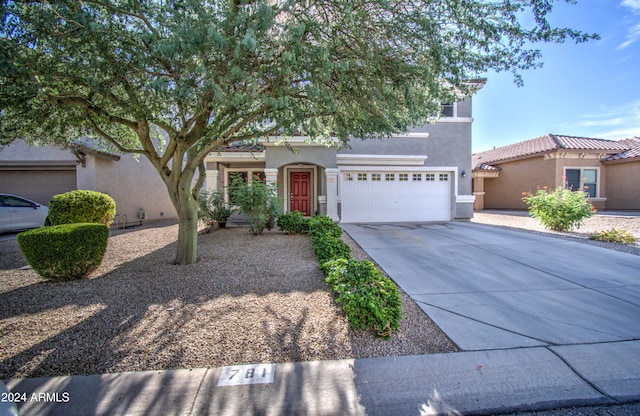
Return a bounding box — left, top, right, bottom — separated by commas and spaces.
230, 175, 281, 235
277, 211, 309, 234
522, 186, 595, 231
17, 223, 109, 281
48, 190, 116, 226
312, 234, 351, 270
198, 191, 234, 232
308, 215, 342, 238
324, 258, 402, 339
589, 229, 638, 244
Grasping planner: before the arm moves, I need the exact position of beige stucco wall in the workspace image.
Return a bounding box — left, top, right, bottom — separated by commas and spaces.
603, 161, 640, 210
479, 154, 612, 211
94, 155, 177, 222
482, 157, 556, 209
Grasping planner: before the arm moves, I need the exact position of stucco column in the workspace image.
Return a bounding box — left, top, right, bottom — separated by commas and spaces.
325, 168, 339, 221
473, 176, 485, 211
264, 168, 278, 184
205, 169, 219, 192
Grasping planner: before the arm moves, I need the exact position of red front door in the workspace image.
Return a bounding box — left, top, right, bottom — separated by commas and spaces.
290, 171, 311, 216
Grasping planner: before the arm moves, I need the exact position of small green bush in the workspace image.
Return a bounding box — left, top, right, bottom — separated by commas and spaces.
522, 186, 595, 231
17, 223, 109, 281
589, 229, 638, 244
198, 191, 234, 232
308, 215, 342, 238
312, 234, 351, 270
277, 211, 309, 234
230, 175, 281, 235
324, 258, 402, 339
48, 190, 116, 226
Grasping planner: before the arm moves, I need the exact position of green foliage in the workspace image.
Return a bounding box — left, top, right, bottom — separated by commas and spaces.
277, 210, 309, 234
17, 223, 109, 281
308, 215, 342, 238
589, 229, 638, 244
0, 0, 598, 264
312, 235, 352, 271
324, 258, 402, 339
198, 191, 234, 231
522, 187, 595, 231
48, 190, 116, 226
230, 175, 281, 235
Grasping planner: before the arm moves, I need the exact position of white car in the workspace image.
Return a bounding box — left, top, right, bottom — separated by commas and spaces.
0, 193, 50, 233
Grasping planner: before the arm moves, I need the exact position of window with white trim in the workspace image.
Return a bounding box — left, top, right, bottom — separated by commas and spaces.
358, 173, 367, 181
385, 173, 395, 181
441, 103, 456, 118
344, 173, 353, 181
413, 173, 422, 181
439, 173, 449, 181
565, 168, 598, 197
399, 173, 409, 181
371, 173, 381, 181
425, 173, 435, 181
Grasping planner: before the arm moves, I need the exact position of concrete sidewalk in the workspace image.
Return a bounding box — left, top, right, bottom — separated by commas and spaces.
4, 342, 640, 416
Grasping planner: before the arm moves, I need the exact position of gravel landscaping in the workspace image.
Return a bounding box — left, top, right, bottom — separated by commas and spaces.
2, 211, 637, 380
0, 221, 456, 379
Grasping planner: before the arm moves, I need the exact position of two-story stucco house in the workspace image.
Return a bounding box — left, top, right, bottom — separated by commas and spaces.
204, 93, 482, 223
1, 87, 483, 225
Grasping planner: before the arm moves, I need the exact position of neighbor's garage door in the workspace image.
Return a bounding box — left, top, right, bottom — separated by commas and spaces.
0, 169, 77, 205
340, 170, 452, 222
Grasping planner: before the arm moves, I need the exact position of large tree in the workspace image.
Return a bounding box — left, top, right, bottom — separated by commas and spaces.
1, 0, 596, 264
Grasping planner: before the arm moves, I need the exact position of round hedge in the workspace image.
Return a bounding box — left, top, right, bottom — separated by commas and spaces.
17, 223, 109, 281
48, 190, 116, 226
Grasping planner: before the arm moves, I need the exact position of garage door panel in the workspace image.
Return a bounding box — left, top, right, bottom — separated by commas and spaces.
340, 170, 452, 223
0, 170, 77, 205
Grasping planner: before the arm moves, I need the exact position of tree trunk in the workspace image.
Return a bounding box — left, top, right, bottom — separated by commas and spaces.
174, 195, 199, 265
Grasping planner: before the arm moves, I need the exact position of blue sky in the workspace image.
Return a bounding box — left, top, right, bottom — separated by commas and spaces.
472, 0, 640, 153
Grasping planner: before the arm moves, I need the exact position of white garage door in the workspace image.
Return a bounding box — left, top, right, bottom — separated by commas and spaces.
340, 170, 452, 223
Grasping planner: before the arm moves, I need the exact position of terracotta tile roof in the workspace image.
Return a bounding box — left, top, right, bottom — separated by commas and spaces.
473, 134, 636, 169
604, 137, 640, 161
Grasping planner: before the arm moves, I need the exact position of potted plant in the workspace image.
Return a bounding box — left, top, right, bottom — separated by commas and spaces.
198, 191, 233, 232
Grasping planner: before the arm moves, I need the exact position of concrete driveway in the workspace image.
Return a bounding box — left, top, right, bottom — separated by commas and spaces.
342, 222, 640, 351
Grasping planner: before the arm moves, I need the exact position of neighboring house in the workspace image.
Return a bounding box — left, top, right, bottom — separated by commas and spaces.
205, 89, 484, 223
472, 134, 640, 211
0, 140, 176, 223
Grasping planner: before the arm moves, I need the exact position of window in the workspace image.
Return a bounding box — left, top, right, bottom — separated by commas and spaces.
565, 168, 598, 197
227, 170, 265, 204
399, 173, 409, 181
413, 173, 422, 181
385, 173, 395, 181
358, 173, 367, 181
441, 103, 456, 118
439, 173, 449, 181
0, 195, 34, 208
371, 173, 381, 181
425, 173, 435, 181
344, 173, 353, 181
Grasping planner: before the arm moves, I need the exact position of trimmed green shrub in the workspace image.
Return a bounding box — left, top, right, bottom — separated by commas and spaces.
48, 190, 116, 226
589, 229, 638, 244
17, 223, 109, 281
522, 186, 595, 231
324, 258, 402, 339
308, 215, 342, 238
277, 210, 309, 234
312, 234, 351, 270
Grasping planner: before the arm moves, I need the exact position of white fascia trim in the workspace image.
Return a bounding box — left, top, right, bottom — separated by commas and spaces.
435, 117, 474, 123
260, 136, 341, 147
338, 165, 453, 171
205, 152, 266, 163
456, 195, 476, 203
388, 132, 430, 139
337, 154, 428, 166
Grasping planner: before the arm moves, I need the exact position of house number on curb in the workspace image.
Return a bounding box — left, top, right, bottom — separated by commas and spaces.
217, 363, 276, 386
